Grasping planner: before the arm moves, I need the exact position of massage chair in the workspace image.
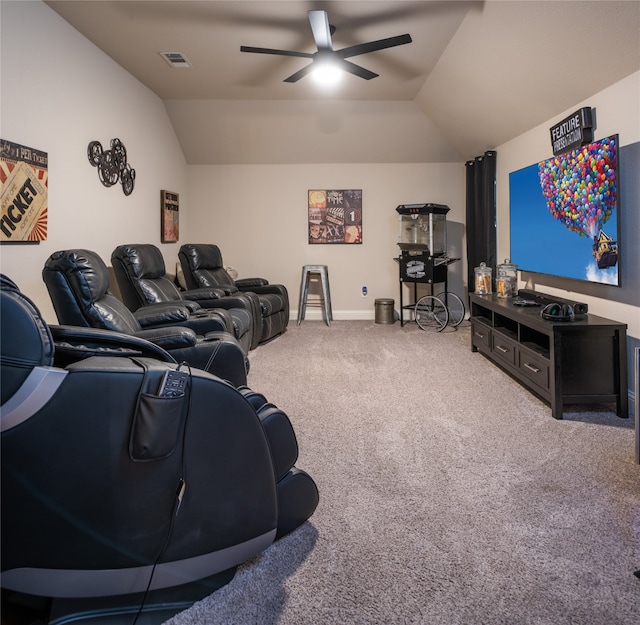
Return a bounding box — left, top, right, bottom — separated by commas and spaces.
0, 274, 318, 622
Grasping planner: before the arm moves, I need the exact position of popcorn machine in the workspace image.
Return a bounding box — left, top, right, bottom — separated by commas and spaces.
397, 203, 449, 256
395, 203, 460, 326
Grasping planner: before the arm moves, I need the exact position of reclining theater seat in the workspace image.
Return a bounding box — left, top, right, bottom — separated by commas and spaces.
0, 274, 319, 618
179, 244, 289, 345
111, 243, 254, 354
42, 249, 248, 387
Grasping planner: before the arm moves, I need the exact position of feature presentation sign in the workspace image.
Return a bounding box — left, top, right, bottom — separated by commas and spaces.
549, 107, 593, 156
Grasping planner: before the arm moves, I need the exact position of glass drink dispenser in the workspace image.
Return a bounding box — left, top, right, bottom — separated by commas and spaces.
396, 203, 449, 255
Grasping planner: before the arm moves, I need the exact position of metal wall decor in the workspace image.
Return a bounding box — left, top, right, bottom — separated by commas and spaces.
87, 138, 136, 196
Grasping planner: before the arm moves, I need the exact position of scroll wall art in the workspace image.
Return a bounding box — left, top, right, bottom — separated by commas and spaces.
1, 139, 48, 242
308, 189, 362, 244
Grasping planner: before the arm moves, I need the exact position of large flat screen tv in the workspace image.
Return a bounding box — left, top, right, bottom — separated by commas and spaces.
509, 134, 620, 286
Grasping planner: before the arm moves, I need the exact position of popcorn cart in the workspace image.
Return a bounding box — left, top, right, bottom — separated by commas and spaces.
395, 203, 463, 328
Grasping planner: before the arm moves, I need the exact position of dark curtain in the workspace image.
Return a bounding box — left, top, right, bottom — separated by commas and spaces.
465, 151, 497, 291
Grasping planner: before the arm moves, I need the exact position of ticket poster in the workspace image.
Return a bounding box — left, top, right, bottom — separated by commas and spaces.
0, 140, 48, 242
308, 189, 362, 244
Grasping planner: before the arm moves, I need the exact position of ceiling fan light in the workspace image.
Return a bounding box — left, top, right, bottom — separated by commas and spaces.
311, 59, 343, 86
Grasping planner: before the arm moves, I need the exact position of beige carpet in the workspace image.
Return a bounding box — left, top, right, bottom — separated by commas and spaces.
167, 320, 639, 625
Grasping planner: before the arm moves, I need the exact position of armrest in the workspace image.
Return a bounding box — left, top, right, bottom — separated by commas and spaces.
191, 295, 255, 312
134, 326, 198, 350
235, 277, 269, 288
50, 325, 176, 363
192, 307, 234, 328
239, 283, 288, 299
190, 284, 239, 296
178, 300, 201, 313
182, 287, 228, 301
219, 285, 240, 296
133, 303, 192, 327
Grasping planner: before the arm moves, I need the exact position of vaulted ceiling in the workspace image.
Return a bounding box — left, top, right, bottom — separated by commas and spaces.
45, 1, 640, 164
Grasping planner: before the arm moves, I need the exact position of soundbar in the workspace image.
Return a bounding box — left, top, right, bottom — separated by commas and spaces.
517, 289, 588, 315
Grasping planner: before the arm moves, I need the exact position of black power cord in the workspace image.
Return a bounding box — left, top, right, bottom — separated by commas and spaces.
131, 361, 192, 625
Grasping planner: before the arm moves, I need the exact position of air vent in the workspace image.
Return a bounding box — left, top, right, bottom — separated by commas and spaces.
159, 52, 192, 68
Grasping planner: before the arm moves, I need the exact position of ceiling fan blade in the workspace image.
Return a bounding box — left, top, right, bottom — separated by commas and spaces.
283, 63, 315, 83
337, 34, 412, 59
339, 60, 379, 81
308, 10, 333, 51
240, 45, 313, 59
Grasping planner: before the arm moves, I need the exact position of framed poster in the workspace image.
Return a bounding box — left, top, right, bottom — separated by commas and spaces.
161, 190, 179, 242
308, 189, 362, 244
1, 139, 48, 242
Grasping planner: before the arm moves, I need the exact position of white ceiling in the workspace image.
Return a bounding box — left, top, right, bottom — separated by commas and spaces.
45, 0, 640, 164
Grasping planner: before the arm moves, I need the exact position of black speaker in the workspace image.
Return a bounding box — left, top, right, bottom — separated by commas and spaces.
519, 289, 588, 314
541, 302, 575, 322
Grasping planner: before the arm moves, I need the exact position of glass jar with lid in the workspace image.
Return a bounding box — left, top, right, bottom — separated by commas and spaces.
474, 262, 492, 294
496, 258, 518, 298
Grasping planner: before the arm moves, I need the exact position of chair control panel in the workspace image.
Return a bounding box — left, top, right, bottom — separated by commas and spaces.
158, 369, 189, 397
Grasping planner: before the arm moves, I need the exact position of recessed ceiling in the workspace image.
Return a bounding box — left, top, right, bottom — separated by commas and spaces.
44, 1, 640, 163
45, 1, 475, 101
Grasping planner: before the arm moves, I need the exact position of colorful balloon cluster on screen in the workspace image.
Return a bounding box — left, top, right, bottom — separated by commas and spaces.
538, 135, 617, 238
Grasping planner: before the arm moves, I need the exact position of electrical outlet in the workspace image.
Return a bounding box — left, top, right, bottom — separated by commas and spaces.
361, 286, 368, 298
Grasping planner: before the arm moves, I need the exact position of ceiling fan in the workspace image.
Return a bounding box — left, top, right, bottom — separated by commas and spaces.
240, 10, 412, 83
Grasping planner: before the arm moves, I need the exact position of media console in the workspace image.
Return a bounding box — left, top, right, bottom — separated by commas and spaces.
469, 293, 628, 420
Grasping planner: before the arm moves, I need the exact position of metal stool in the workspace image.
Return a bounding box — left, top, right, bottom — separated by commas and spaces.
297, 265, 332, 326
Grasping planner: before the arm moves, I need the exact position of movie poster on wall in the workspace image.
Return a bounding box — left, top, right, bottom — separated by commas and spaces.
0, 139, 48, 242
161, 190, 180, 243
308, 189, 362, 244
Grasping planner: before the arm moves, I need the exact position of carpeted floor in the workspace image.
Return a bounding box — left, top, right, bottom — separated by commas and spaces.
167, 320, 640, 625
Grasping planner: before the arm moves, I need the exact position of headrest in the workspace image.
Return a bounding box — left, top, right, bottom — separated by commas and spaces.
112, 244, 166, 280
1, 274, 20, 291
44, 249, 111, 302
180, 244, 223, 271
1, 274, 55, 405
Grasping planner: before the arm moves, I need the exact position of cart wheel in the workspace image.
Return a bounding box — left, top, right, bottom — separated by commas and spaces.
415, 295, 449, 332
437, 292, 465, 327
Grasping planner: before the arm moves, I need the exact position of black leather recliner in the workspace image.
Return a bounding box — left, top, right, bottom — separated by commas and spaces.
0, 274, 319, 619
42, 249, 248, 387
179, 244, 289, 345
111, 244, 255, 354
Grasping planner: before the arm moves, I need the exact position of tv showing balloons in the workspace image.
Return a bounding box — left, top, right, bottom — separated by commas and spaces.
509, 134, 620, 287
